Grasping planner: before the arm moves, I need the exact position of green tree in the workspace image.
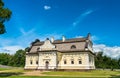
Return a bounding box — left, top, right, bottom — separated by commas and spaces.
0, 53, 11, 65
12, 49, 26, 67
0, 0, 12, 34
8, 54, 14, 66
118, 58, 120, 68
95, 52, 104, 68
95, 52, 120, 69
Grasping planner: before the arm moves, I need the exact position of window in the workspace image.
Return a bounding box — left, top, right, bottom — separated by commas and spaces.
79, 60, 82, 64
71, 45, 76, 49
37, 47, 40, 51
71, 60, 74, 64
36, 60, 38, 64
30, 60, 32, 65
64, 60, 67, 64
78, 57, 82, 64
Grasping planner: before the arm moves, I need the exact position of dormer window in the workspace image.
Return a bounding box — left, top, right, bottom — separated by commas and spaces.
37, 47, 40, 51
71, 45, 76, 49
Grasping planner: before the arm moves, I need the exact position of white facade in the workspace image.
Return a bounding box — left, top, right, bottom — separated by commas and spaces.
25, 34, 95, 70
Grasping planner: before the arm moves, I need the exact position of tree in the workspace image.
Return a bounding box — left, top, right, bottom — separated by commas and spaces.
0, 0, 12, 34
95, 52, 120, 70
11, 49, 26, 67
95, 52, 104, 68
0, 53, 11, 65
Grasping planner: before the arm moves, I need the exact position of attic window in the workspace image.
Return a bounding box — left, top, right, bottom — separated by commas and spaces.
71, 45, 76, 49
37, 47, 40, 51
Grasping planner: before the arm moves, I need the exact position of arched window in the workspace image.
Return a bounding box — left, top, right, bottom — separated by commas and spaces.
71, 60, 74, 64
71, 45, 76, 49
30, 60, 32, 65
64, 60, 67, 64
37, 47, 40, 51
78, 57, 82, 64
79, 60, 82, 64
36, 60, 38, 64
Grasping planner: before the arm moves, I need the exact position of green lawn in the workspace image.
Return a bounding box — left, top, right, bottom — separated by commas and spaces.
0, 67, 24, 72
42, 70, 120, 77
0, 67, 120, 78
0, 68, 12, 71
1, 76, 83, 78
1, 75, 120, 78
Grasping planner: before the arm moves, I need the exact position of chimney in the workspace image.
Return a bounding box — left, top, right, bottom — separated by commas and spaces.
62, 35, 66, 42
87, 33, 91, 40
51, 37, 54, 43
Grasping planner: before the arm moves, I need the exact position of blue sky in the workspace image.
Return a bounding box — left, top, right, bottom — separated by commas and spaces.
0, 0, 120, 58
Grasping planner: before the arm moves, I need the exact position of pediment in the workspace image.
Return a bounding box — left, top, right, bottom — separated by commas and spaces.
39, 39, 55, 51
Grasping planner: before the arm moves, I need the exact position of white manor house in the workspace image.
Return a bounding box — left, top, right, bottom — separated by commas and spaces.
24, 33, 95, 70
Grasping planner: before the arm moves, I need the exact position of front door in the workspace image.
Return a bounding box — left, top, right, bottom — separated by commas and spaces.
45, 61, 49, 69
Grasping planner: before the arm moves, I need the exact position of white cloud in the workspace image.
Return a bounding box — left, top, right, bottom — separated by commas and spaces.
93, 44, 120, 59
1, 29, 120, 59
75, 35, 120, 59
81, 10, 93, 16
20, 28, 26, 35
44, 5, 51, 10
73, 9, 94, 27
0, 28, 62, 54
72, 21, 79, 27
0, 45, 24, 54
18, 28, 62, 47
20, 28, 35, 36
91, 35, 99, 41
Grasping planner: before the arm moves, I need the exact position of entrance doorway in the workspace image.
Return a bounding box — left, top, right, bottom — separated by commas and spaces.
45, 61, 49, 69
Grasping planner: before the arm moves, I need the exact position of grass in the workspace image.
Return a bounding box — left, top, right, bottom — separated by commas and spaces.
0, 67, 24, 72
0, 67, 24, 78
42, 70, 120, 77
1, 75, 120, 78
0, 67, 120, 78
0, 68, 12, 71
1, 76, 83, 78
